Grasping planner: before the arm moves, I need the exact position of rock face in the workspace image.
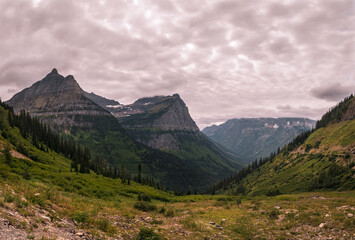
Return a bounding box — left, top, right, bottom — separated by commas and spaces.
83, 91, 120, 111
6, 69, 120, 133
112, 94, 199, 132
203, 118, 316, 163
110, 94, 199, 150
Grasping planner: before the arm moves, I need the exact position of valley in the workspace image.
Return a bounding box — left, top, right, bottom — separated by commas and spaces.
0, 71, 354, 239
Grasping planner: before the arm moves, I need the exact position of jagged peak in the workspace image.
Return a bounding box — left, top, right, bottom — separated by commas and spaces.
46, 68, 59, 76
65, 75, 75, 80
51, 68, 58, 74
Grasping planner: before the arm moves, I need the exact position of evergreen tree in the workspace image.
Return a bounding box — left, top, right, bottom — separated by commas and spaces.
138, 164, 142, 183
4, 143, 12, 165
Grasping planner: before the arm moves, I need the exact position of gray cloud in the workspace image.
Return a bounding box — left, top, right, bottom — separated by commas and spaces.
0, 0, 353, 129
311, 83, 355, 102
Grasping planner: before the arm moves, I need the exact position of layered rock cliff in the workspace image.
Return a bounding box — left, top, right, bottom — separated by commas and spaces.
6, 69, 120, 132
109, 94, 200, 150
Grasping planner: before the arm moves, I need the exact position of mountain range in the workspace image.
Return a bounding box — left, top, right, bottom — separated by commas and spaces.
203, 118, 316, 163
6, 69, 242, 192
1, 68, 354, 239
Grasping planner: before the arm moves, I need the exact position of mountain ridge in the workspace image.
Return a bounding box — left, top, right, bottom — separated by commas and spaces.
5, 68, 243, 191
203, 117, 316, 163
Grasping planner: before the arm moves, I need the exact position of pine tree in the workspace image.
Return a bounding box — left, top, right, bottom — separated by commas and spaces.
4, 143, 12, 165
138, 164, 142, 183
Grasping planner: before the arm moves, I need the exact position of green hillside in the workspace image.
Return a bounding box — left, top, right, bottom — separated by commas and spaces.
211, 95, 355, 196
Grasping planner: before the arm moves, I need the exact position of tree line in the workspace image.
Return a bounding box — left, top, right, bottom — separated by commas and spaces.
316, 94, 353, 129
0, 100, 162, 189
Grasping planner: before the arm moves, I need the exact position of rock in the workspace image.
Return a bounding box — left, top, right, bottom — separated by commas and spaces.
274, 206, 281, 209
76, 232, 84, 237
221, 219, 226, 221
41, 215, 51, 222
319, 223, 325, 228
325, 214, 330, 217
347, 213, 353, 218
145, 217, 153, 222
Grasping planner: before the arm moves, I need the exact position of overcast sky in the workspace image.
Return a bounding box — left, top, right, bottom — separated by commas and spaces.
0, 0, 354, 129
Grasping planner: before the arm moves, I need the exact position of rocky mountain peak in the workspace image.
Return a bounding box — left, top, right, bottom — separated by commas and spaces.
112, 94, 199, 132
50, 68, 58, 74
6, 68, 119, 132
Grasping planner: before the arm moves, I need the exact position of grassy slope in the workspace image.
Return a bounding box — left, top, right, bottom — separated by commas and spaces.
221, 120, 355, 196
0, 115, 354, 239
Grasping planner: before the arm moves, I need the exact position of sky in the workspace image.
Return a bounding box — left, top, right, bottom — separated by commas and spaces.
0, 0, 354, 129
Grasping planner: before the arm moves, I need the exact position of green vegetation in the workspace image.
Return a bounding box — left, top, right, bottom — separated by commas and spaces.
209, 96, 355, 196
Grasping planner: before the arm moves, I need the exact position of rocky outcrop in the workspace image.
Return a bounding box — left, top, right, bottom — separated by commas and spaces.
6, 69, 120, 132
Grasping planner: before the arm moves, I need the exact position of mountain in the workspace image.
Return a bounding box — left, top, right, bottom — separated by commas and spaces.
203, 118, 316, 163
105, 94, 244, 174
6, 68, 120, 133
209, 95, 355, 196
109, 94, 199, 149
5, 69, 242, 191
83, 91, 120, 110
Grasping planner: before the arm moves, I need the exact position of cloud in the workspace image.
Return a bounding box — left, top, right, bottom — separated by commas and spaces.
311, 83, 355, 102
0, 0, 353, 128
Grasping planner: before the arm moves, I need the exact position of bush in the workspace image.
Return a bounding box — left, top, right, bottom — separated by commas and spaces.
136, 227, 162, 240
164, 208, 175, 217
16, 143, 29, 157
268, 209, 280, 220
141, 194, 151, 202
158, 207, 166, 214
133, 202, 157, 212
72, 211, 89, 224
266, 188, 281, 196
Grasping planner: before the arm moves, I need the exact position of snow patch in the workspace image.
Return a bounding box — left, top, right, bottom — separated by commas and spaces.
106, 104, 123, 108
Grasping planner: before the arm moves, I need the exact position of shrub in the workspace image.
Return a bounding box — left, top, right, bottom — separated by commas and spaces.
305, 144, 312, 152
72, 211, 89, 224
141, 194, 151, 202
268, 209, 280, 220
136, 227, 162, 240
133, 202, 157, 212
266, 188, 281, 196
158, 207, 166, 214
165, 208, 175, 217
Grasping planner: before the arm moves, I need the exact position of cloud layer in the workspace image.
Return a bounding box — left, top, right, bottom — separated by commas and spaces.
0, 0, 354, 129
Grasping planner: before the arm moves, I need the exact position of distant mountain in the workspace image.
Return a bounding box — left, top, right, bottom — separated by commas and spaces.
209, 95, 355, 196
6, 69, 243, 191
203, 118, 316, 163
